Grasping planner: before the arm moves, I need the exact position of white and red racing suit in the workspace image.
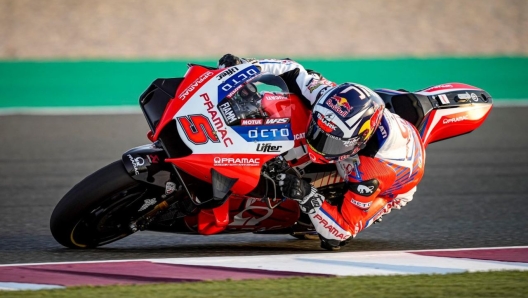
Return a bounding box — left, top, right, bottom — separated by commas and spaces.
255, 58, 426, 244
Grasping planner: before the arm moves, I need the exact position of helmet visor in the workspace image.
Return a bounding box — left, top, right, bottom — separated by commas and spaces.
305, 118, 362, 158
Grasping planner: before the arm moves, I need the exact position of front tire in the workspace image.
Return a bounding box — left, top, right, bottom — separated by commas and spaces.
50, 161, 147, 248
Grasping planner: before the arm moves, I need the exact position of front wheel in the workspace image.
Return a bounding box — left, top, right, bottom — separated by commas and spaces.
50, 161, 155, 248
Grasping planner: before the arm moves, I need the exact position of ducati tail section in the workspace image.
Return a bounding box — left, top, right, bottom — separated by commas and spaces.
375, 82, 493, 147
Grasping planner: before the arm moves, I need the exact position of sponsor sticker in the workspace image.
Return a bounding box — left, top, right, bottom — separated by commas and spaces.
218, 66, 260, 100
438, 94, 450, 105
264, 118, 289, 125
201, 93, 234, 147
249, 128, 290, 139
138, 198, 157, 212
326, 95, 352, 117
256, 143, 282, 152
350, 198, 372, 209
213, 157, 260, 167
241, 119, 263, 125
471, 93, 479, 102
294, 133, 305, 140
178, 71, 214, 101
264, 94, 289, 101
357, 185, 374, 194
233, 124, 293, 142
216, 67, 239, 80
313, 213, 347, 240
165, 182, 177, 195
457, 93, 471, 101
316, 113, 337, 133
147, 154, 159, 164
426, 84, 453, 92
128, 154, 144, 176
219, 102, 238, 124
443, 115, 468, 124
379, 125, 388, 138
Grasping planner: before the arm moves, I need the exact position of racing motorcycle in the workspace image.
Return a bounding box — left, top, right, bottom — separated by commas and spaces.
50, 63, 493, 248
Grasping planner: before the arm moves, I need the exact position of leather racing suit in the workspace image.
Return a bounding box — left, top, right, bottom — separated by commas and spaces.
226, 58, 426, 248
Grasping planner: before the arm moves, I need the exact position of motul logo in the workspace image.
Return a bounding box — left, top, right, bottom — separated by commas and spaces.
264, 118, 289, 124
241, 119, 263, 125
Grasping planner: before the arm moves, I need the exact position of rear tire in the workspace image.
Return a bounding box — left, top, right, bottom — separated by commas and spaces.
50, 161, 144, 248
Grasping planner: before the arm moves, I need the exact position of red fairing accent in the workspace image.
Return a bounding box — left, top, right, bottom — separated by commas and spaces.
260, 92, 310, 147
227, 197, 300, 230
260, 92, 291, 118
152, 66, 220, 140
146, 131, 155, 142
420, 82, 481, 94
289, 95, 311, 146
166, 153, 277, 195
198, 201, 229, 235
183, 196, 300, 233
421, 104, 493, 146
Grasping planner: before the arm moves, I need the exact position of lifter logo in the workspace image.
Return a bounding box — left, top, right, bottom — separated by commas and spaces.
217, 67, 239, 80
256, 143, 282, 152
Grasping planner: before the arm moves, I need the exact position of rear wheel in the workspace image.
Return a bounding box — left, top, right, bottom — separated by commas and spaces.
50, 161, 155, 248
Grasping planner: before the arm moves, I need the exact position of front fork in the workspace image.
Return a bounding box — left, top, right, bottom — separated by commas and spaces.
121, 143, 187, 231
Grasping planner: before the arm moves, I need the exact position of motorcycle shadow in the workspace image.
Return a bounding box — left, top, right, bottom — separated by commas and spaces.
49, 236, 404, 258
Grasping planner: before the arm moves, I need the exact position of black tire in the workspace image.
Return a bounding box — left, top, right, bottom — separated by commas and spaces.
50, 160, 145, 248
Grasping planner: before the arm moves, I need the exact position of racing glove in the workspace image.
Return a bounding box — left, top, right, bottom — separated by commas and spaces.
218, 54, 243, 68
218, 53, 260, 69
276, 174, 324, 214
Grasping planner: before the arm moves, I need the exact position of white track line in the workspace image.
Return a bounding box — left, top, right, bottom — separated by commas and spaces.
1, 246, 527, 291
1, 245, 526, 267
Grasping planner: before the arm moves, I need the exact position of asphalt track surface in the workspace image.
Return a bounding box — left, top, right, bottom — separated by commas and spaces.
0, 107, 527, 265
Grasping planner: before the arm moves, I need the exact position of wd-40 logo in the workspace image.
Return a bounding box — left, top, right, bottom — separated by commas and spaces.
217, 65, 260, 101
256, 143, 282, 152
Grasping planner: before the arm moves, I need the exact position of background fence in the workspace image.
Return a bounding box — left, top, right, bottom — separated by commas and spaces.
0, 0, 526, 108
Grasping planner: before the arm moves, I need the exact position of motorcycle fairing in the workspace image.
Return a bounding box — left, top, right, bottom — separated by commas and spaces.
376, 82, 493, 147
414, 82, 492, 146
159, 64, 299, 195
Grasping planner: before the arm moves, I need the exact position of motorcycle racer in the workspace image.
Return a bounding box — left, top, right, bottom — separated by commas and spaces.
218, 54, 426, 250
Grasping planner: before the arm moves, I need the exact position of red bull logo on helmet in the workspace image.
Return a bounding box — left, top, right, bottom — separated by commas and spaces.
326, 95, 352, 117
